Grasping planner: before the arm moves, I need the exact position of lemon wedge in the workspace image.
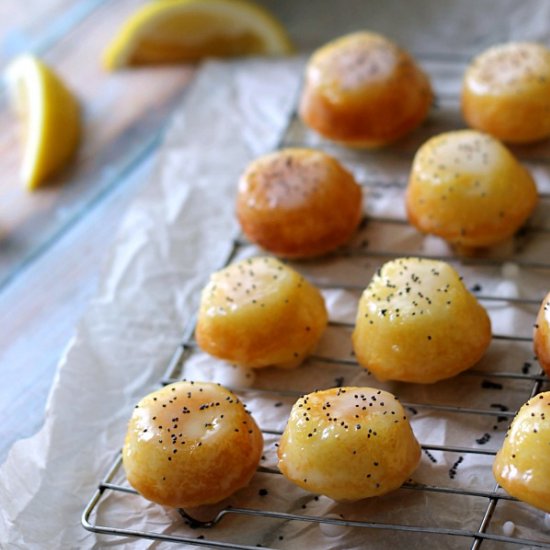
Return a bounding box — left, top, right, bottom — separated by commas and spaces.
103, 0, 294, 69
5, 55, 80, 190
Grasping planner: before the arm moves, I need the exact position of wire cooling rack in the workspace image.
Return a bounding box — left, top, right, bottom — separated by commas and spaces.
82, 53, 550, 549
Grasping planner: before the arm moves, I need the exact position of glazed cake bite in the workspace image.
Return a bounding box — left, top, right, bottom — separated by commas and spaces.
299, 31, 432, 147
195, 256, 327, 368
533, 291, 550, 377
462, 42, 550, 143
277, 387, 421, 501
493, 392, 550, 513
123, 381, 263, 508
406, 130, 538, 249
236, 148, 363, 258
352, 257, 491, 383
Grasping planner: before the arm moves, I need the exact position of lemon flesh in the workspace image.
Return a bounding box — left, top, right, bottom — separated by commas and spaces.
6, 55, 80, 190
103, 0, 294, 69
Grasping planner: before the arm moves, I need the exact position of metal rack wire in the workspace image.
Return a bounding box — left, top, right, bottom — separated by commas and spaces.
82, 54, 550, 549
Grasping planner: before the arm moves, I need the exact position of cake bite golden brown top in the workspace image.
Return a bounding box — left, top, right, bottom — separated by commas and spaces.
462, 42, 550, 143
123, 381, 263, 508
299, 31, 432, 147
196, 256, 328, 368
353, 257, 491, 383
237, 148, 362, 257
493, 392, 550, 513
278, 386, 420, 501
406, 130, 538, 249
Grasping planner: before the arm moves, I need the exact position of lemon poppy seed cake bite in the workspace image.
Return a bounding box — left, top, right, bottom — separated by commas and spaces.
123, 381, 263, 508
462, 42, 550, 143
406, 130, 538, 249
236, 148, 363, 258
352, 258, 491, 384
299, 31, 432, 147
277, 387, 420, 501
493, 392, 550, 513
195, 257, 327, 368
533, 291, 550, 377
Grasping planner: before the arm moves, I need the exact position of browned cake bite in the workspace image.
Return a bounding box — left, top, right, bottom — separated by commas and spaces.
299, 31, 432, 147
195, 256, 327, 368
462, 42, 550, 143
236, 148, 362, 258
493, 392, 550, 513
278, 387, 421, 501
352, 257, 491, 383
406, 130, 538, 249
123, 381, 263, 508
534, 291, 550, 377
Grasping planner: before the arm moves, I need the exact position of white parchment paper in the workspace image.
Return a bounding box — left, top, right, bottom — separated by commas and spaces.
3, 1, 550, 548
